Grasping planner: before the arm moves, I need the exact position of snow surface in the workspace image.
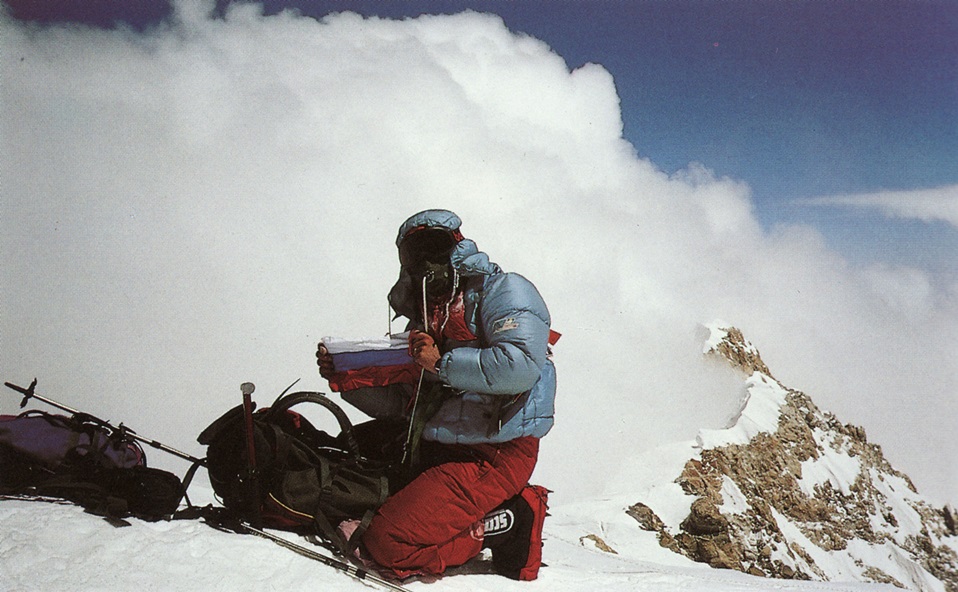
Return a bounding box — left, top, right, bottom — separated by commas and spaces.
1, 320, 944, 591
0, 495, 898, 592
797, 430, 863, 497
0, 324, 920, 591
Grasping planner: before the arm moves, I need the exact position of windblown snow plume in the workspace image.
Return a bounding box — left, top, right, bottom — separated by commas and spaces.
1, 2, 956, 507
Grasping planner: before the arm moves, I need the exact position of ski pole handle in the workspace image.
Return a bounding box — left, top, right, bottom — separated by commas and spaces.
5, 378, 79, 414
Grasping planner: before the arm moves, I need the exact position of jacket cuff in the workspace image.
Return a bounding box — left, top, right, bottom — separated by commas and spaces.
436, 354, 448, 381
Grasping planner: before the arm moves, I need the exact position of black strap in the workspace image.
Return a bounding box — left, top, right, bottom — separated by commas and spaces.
179, 459, 205, 509
310, 500, 348, 552
348, 510, 376, 555
308, 460, 389, 556
340, 474, 389, 555
266, 392, 361, 459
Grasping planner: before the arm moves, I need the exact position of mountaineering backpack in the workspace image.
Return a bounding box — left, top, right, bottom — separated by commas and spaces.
0, 410, 184, 521
197, 391, 396, 550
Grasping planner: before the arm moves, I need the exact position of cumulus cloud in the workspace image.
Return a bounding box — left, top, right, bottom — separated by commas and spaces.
2, 4, 956, 503
805, 185, 958, 229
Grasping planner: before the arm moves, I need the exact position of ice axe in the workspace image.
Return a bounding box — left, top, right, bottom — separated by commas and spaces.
240, 381, 262, 528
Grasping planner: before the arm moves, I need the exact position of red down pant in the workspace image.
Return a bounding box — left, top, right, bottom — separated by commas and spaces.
362, 436, 539, 579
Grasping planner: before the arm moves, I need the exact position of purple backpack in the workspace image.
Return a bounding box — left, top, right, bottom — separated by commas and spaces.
0, 410, 144, 470
0, 410, 182, 521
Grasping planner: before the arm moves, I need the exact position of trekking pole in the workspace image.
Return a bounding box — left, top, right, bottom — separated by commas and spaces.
240, 381, 261, 528
240, 522, 413, 592
3, 378, 205, 465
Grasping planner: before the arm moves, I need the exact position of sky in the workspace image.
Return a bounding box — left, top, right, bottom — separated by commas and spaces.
6, 0, 958, 275
1, 0, 956, 506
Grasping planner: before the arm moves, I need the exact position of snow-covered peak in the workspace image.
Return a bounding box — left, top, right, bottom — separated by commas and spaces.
702, 322, 773, 378
598, 324, 958, 592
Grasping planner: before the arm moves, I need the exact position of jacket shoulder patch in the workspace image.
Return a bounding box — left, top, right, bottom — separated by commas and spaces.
493, 317, 519, 334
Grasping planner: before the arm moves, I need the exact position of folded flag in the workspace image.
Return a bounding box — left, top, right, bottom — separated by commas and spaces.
322, 332, 421, 392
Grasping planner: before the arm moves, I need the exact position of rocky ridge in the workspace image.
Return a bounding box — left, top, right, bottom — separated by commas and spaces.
623, 325, 957, 591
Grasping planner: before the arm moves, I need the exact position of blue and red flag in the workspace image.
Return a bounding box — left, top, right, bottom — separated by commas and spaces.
322, 332, 421, 392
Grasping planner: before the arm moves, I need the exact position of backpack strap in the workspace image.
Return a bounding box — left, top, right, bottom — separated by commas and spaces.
265, 392, 361, 459
179, 458, 205, 509
307, 460, 390, 556
342, 473, 390, 554
307, 509, 376, 558
310, 498, 349, 552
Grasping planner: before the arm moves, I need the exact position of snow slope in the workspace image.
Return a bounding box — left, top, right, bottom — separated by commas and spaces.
0, 495, 897, 592
2, 323, 947, 591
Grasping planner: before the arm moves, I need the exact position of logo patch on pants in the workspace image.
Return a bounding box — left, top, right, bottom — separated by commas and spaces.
483, 508, 515, 537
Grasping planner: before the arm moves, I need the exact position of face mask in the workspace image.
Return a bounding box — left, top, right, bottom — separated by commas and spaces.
399, 228, 456, 268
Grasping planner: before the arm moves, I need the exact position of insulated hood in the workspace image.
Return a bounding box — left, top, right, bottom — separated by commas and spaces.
395, 209, 463, 247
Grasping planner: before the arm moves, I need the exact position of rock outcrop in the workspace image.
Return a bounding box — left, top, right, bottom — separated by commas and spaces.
626, 324, 958, 592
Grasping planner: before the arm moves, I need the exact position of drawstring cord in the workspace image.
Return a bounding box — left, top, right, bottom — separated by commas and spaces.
402, 267, 459, 466
421, 273, 429, 332
442, 268, 460, 335
402, 274, 430, 465
421, 267, 460, 337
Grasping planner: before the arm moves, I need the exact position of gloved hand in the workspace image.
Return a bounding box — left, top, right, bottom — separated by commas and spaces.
316, 343, 335, 379
409, 330, 441, 374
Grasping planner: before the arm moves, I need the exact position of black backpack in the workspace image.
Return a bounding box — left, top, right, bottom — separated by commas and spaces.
197, 391, 401, 551
0, 410, 184, 522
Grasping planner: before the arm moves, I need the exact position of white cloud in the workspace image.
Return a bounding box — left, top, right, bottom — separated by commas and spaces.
805, 185, 958, 229
1, 6, 955, 504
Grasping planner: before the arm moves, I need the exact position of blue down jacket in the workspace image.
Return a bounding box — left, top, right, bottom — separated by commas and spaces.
341, 210, 556, 445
